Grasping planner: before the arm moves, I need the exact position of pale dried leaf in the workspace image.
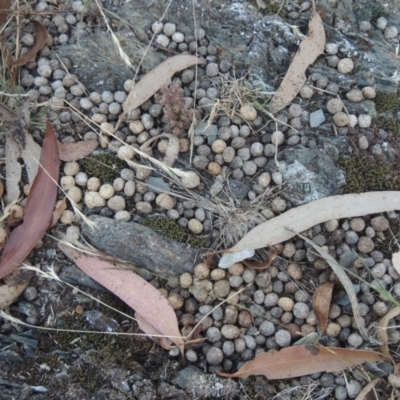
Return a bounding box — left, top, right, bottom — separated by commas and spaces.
5, 136, 22, 203
58, 244, 185, 356
0, 261, 33, 309
220, 192, 400, 266
116, 55, 204, 130
392, 251, 400, 275
377, 306, 400, 357
22, 131, 41, 184
135, 312, 174, 349
313, 282, 335, 334
299, 234, 372, 342
268, 3, 325, 114
58, 140, 98, 162
140, 133, 180, 167
354, 378, 382, 400
217, 345, 390, 380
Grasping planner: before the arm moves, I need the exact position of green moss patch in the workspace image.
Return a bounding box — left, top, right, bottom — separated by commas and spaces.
339, 155, 400, 193
374, 91, 400, 113
142, 216, 210, 248
84, 153, 126, 181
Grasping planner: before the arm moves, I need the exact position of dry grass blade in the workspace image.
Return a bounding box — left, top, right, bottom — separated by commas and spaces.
354, 378, 382, 400
298, 233, 373, 343
313, 282, 335, 334
217, 345, 390, 380
376, 306, 400, 357
268, 0, 325, 114
12, 20, 47, 67
140, 133, 180, 167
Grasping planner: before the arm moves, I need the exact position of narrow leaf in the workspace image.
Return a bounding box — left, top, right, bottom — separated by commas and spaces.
217, 345, 390, 380
5, 135, 21, 203
269, 0, 325, 113
116, 55, 204, 130
22, 130, 42, 184
0, 261, 33, 309
58, 140, 98, 162
221, 192, 400, 260
377, 306, 400, 357
313, 282, 335, 334
0, 121, 59, 280
12, 21, 47, 67
58, 244, 185, 356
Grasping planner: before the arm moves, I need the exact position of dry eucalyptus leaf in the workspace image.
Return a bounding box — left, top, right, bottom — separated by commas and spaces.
313, 282, 335, 334
221, 192, 400, 262
0, 261, 33, 309
58, 140, 98, 162
140, 133, 180, 167
5, 136, 21, 203
392, 251, 400, 275
377, 306, 400, 357
22, 130, 42, 184
268, 0, 325, 114
217, 345, 390, 380
354, 378, 382, 400
115, 54, 204, 130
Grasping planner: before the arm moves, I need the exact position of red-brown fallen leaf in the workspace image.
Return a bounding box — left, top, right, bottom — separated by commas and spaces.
313, 282, 335, 334
12, 21, 47, 67
0, 121, 59, 280
58, 140, 98, 162
217, 345, 390, 380
58, 243, 185, 357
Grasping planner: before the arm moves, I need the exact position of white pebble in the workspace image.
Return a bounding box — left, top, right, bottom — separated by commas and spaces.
376, 17, 387, 30
348, 114, 358, 128
124, 180, 136, 197
117, 145, 135, 160
172, 32, 184, 43
271, 197, 286, 212
99, 184, 115, 199
272, 171, 283, 185
163, 23, 176, 37
113, 177, 125, 192
101, 91, 114, 103
156, 34, 170, 47
337, 58, 354, 74
299, 86, 313, 99
326, 98, 343, 114
358, 114, 371, 128
288, 103, 302, 117
258, 172, 271, 188
325, 43, 338, 55
358, 136, 369, 150
188, 219, 203, 234
124, 79, 133, 92
108, 102, 121, 115
67, 186, 82, 203
80, 98, 93, 110
85, 191, 106, 208
115, 210, 131, 222
75, 172, 88, 187
361, 86, 376, 99
100, 122, 114, 136
333, 112, 349, 127
129, 120, 144, 134
87, 177, 101, 191
60, 209, 74, 224
156, 193, 176, 210
107, 196, 126, 211
271, 131, 284, 146
346, 89, 363, 102
151, 21, 163, 34
66, 226, 80, 241
114, 91, 127, 103
37, 64, 52, 78
64, 161, 80, 176
181, 171, 200, 189
60, 176, 75, 190
91, 113, 107, 124
385, 26, 398, 39
240, 104, 257, 121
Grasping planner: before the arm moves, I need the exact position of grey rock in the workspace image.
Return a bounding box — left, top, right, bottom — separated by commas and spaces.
265, 145, 346, 206
145, 177, 170, 194
82, 215, 204, 278
309, 110, 325, 127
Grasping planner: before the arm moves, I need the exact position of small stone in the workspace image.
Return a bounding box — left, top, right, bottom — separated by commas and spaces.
206, 346, 223, 365
129, 120, 144, 134
271, 197, 286, 213
275, 330, 291, 347
107, 195, 125, 211
371, 216, 389, 232
206, 63, 219, 78
358, 136, 369, 150
168, 293, 184, 310
259, 320, 275, 336
346, 89, 363, 103
385, 26, 398, 39
100, 122, 114, 136
180, 272, 192, 288
288, 104, 302, 117
258, 172, 271, 188
214, 280, 230, 297
278, 297, 294, 312
156, 193, 176, 210
359, 21, 371, 32
333, 112, 349, 127
326, 98, 343, 114
325, 322, 341, 337
309, 109, 325, 127
376, 17, 387, 30
85, 191, 106, 208
337, 58, 354, 74
324, 219, 339, 232
293, 302, 309, 319
271, 131, 284, 145
207, 162, 221, 175
67, 186, 82, 203
156, 34, 169, 47
211, 139, 226, 153
299, 86, 313, 99
357, 236, 374, 253
99, 184, 115, 199
151, 21, 163, 34
135, 202, 152, 214
349, 218, 365, 232
347, 380, 362, 398
362, 86, 376, 99
240, 104, 257, 121
221, 325, 240, 339
181, 171, 200, 189
163, 22, 176, 36
325, 43, 339, 55
188, 219, 203, 234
